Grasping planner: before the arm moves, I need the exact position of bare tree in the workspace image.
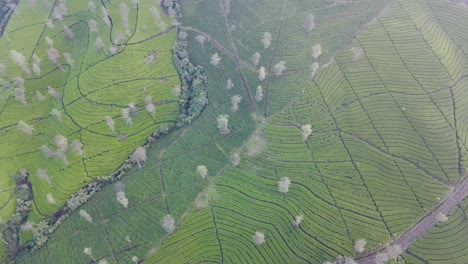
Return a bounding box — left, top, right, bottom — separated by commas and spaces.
88, 1, 96, 15
45, 19, 54, 29
95, 36, 105, 52
70, 139, 84, 157
351, 46, 364, 61
36, 169, 53, 186
128, 102, 137, 116
259, 66, 266, 81
230, 153, 240, 167
145, 95, 155, 116
88, 19, 98, 33
41, 145, 55, 158
211, 53, 221, 66
46, 36, 54, 46
252, 231, 265, 245
122, 108, 133, 125
54, 134, 68, 152
13, 87, 27, 105
261, 32, 272, 49
10, 50, 30, 74
231, 95, 242, 112
255, 86, 263, 102
131, 147, 147, 169
435, 212, 448, 222
251, 52, 261, 66
105, 116, 115, 133
312, 43, 322, 59
63, 25, 74, 40
278, 177, 291, 193
226, 79, 234, 90
273, 61, 286, 76
47, 47, 60, 65
79, 209, 93, 223
17, 120, 34, 135
48, 86, 61, 99
197, 165, 208, 180
83, 247, 95, 261
310, 62, 319, 79
304, 14, 315, 32
217, 114, 230, 135
161, 214, 175, 234
115, 182, 129, 208
293, 215, 303, 228
120, 3, 130, 36
354, 238, 366, 253
195, 34, 206, 51
301, 124, 312, 141
33, 92, 43, 102
46, 193, 56, 204
51, 109, 62, 122
101, 6, 111, 27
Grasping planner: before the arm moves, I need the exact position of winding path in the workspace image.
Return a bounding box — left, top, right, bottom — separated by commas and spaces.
356, 175, 468, 264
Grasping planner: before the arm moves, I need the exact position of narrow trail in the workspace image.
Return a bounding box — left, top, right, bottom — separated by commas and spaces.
356, 175, 468, 264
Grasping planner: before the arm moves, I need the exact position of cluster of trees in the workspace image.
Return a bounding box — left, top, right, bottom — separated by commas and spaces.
173, 30, 208, 126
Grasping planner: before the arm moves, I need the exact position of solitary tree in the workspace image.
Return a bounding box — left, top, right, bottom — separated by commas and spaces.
131, 0, 139, 9
99, 259, 109, 264
273, 61, 286, 76
32, 63, 40, 76
0, 63, 6, 76
211, 53, 221, 66
255, 86, 263, 102
351, 46, 364, 61
278, 177, 291, 193
46, 19, 54, 29
79, 209, 93, 223
261, 32, 272, 49
131, 147, 147, 169
51, 108, 62, 122
301, 124, 312, 141
95, 36, 105, 52
197, 165, 208, 180
312, 43, 322, 59
17, 120, 34, 135
293, 215, 303, 228
46, 36, 54, 46
161, 214, 176, 234
386, 244, 402, 259
105, 116, 115, 133
231, 95, 242, 112
83, 247, 95, 261
41, 145, 55, 158
217, 114, 230, 135
230, 153, 240, 167
375, 253, 389, 264
304, 14, 315, 32
251, 52, 261, 66
128, 102, 137, 116
131, 256, 140, 264
344, 257, 358, 264
354, 238, 366, 253
310, 62, 319, 79
252, 231, 265, 245
13, 87, 27, 105
258, 67, 266, 82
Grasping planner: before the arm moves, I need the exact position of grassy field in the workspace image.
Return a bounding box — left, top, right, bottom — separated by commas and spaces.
13, 0, 468, 263
0, 0, 180, 260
